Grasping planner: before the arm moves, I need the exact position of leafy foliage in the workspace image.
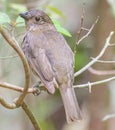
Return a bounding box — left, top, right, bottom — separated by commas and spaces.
0, 12, 10, 24
47, 5, 65, 18
9, 3, 27, 12
16, 16, 25, 27
51, 18, 72, 37
0, 3, 71, 37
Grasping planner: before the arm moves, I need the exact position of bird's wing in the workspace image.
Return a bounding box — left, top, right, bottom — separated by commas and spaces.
22, 32, 55, 93
28, 47, 56, 94
22, 29, 57, 94
34, 48, 53, 81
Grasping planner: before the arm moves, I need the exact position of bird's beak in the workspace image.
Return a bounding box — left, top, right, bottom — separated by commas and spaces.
19, 12, 31, 20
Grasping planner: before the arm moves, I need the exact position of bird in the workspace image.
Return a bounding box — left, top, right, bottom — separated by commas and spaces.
20, 9, 82, 123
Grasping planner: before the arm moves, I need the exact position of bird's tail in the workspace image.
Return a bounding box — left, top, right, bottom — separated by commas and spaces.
59, 85, 82, 123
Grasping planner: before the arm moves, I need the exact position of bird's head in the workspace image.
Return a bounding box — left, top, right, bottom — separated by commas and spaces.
20, 9, 53, 29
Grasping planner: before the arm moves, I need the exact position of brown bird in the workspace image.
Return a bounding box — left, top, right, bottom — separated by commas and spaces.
20, 9, 81, 123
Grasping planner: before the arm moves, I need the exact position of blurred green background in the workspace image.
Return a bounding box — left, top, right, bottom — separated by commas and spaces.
0, 0, 115, 130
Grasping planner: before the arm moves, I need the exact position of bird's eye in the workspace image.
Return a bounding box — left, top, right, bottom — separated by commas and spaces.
25, 12, 28, 15
35, 17, 41, 22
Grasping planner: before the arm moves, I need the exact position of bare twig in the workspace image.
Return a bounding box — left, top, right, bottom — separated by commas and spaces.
0, 55, 18, 59
0, 25, 41, 129
74, 3, 85, 54
81, 27, 89, 31
74, 31, 114, 77
74, 76, 115, 88
88, 67, 115, 75
0, 25, 30, 108
0, 96, 17, 109
76, 16, 99, 45
90, 58, 115, 63
0, 82, 39, 94
108, 43, 115, 46
88, 82, 92, 93
77, 3, 85, 42
0, 24, 41, 129
102, 114, 115, 121
22, 102, 41, 130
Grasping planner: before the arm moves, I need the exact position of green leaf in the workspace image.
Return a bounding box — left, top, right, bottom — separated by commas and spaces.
51, 18, 72, 37
56, 26, 72, 37
0, 12, 10, 24
47, 5, 65, 18
16, 16, 25, 27
9, 3, 27, 12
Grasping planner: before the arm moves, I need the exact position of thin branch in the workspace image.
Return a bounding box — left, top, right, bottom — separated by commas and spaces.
102, 114, 115, 121
0, 96, 17, 109
74, 31, 114, 77
0, 25, 30, 108
88, 67, 115, 75
81, 27, 89, 31
22, 102, 41, 130
0, 82, 39, 94
74, 76, 115, 88
108, 43, 115, 46
0, 55, 18, 59
74, 3, 85, 53
77, 3, 85, 42
90, 58, 115, 63
76, 16, 99, 45
88, 82, 92, 93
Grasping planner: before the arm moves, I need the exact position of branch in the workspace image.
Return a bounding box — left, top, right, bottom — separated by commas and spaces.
90, 58, 115, 63
0, 55, 17, 59
22, 102, 41, 130
0, 25, 30, 108
76, 3, 85, 44
0, 25, 41, 129
74, 31, 114, 77
0, 82, 39, 94
76, 16, 99, 45
74, 76, 115, 88
88, 67, 115, 75
74, 4, 85, 53
108, 43, 115, 46
102, 114, 115, 121
0, 96, 17, 109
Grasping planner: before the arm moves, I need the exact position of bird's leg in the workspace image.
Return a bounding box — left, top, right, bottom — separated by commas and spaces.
32, 81, 47, 95
32, 81, 41, 96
